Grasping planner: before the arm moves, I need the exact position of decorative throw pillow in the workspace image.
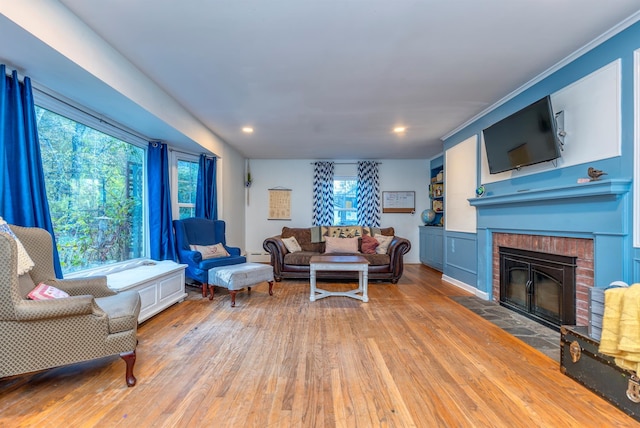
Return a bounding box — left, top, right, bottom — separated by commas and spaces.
361, 235, 379, 254
328, 226, 363, 239
27, 283, 70, 300
190, 243, 230, 259
374, 234, 394, 254
324, 236, 359, 254
282, 236, 302, 253
0, 218, 35, 276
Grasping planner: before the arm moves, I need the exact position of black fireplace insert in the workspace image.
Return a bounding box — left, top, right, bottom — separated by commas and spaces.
499, 246, 576, 330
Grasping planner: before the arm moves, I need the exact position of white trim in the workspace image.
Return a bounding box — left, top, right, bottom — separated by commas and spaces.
442, 274, 489, 300
634, 49, 640, 248
441, 10, 640, 141
33, 86, 149, 148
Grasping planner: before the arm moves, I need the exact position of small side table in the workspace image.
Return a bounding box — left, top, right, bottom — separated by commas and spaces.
309, 255, 369, 302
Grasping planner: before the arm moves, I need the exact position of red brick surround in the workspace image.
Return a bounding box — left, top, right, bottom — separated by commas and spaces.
492, 233, 594, 326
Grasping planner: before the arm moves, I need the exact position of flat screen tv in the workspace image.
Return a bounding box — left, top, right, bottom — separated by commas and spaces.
482, 96, 561, 174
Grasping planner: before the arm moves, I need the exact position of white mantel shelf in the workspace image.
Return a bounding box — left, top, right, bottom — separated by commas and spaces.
468, 179, 632, 208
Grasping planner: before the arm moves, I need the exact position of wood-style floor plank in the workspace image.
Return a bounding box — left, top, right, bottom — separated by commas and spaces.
1, 264, 638, 427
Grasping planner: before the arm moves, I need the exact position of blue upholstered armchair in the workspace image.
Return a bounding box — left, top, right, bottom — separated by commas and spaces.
173, 218, 246, 298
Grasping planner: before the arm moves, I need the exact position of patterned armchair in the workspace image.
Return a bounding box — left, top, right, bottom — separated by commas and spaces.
173, 218, 246, 298
0, 225, 141, 387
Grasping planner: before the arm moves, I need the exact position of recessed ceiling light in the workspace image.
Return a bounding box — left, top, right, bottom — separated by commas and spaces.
242, 127, 254, 133
393, 126, 406, 133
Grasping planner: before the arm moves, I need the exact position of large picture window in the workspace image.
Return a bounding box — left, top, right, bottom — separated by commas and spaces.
36, 106, 146, 274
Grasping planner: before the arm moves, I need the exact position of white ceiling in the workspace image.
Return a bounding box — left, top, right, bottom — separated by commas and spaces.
4, 1, 640, 159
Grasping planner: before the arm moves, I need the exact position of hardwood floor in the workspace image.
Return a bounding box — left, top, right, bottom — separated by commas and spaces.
1, 264, 637, 427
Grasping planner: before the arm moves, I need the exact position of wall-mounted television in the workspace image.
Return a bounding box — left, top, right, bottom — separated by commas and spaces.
482, 96, 561, 175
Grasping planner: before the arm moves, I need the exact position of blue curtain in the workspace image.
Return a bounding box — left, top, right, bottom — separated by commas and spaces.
0, 65, 62, 277
357, 161, 381, 227
195, 154, 217, 220
147, 141, 176, 260
312, 161, 334, 226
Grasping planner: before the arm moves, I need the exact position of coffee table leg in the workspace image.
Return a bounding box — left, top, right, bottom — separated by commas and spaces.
362, 268, 369, 302
310, 267, 316, 301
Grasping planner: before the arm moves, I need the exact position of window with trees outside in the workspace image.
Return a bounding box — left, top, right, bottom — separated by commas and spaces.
334, 177, 358, 225
175, 158, 198, 219
36, 105, 146, 274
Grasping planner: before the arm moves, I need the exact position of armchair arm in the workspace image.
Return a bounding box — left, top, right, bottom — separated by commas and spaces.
13, 295, 105, 321
263, 235, 287, 279
177, 249, 203, 266
225, 245, 242, 257
50, 276, 116, 298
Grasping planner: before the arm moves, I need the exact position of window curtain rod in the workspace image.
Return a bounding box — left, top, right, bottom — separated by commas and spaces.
309, 161, 382, 165
33, 86, 151, 143
168, 148, 218, 158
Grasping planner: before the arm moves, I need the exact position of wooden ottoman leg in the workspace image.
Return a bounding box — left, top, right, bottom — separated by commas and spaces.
202, 282, 207, 298
230, 290, 237, 307
208, 285, 215, 301
248, 286, 251, 295
268, 281, 274, 296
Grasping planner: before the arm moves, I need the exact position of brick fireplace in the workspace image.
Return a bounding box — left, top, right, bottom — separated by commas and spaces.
492, 233, 594, 327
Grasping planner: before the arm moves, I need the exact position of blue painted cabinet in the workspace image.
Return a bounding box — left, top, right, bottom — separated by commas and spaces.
419, 226, 443, 271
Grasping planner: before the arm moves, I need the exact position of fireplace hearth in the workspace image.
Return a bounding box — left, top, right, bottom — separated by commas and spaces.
499, 247, 576, 330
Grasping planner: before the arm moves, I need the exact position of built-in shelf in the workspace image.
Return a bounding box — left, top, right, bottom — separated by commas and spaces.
468, 179, 631, 208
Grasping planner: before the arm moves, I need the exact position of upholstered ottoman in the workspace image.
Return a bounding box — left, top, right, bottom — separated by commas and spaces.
207, 263, 274, 307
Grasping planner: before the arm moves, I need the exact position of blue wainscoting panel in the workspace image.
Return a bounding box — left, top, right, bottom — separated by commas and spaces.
443, 231, 477, 288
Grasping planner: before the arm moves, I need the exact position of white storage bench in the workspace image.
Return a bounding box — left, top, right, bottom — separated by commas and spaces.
207, 263, 274, 307
106, 260, 187, 322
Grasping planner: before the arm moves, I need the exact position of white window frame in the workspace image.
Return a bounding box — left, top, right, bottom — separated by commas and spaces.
170, 151, 199, 220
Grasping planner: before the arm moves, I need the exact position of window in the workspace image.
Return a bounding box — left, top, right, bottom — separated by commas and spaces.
334, 177, 358, 225
36, 106, 146, 274
176, 158, 198, 219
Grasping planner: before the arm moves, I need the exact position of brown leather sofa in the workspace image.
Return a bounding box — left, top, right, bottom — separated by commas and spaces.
263, 226, 411, 283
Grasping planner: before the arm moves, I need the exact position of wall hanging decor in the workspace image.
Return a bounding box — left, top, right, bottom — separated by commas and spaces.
268, 187, 292, 220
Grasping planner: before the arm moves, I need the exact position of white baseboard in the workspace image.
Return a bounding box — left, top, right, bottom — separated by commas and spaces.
442, 274, 489, 300
247, 252, 270, 263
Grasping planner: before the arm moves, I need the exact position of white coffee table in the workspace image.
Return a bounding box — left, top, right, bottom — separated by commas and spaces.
309, 255, 369, 302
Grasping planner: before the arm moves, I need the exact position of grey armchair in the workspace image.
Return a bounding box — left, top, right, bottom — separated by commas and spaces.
0, 225, 141, 387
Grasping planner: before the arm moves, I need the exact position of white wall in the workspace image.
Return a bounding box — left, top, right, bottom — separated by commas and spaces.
244, 159, 430, 263
218, 146, 246, 250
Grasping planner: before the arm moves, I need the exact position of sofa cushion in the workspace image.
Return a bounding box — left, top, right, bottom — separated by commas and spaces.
324, 236, 359, 253
361, 235, 379, 254
374, 234, 394, 254
283, 251, 390, 267
27, 283, 70, 300
191, 243, 230, 259
282, 227, 324, 253
284, 251, 317, 266
327, 226, 363, 238
282, 236, 302, 253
